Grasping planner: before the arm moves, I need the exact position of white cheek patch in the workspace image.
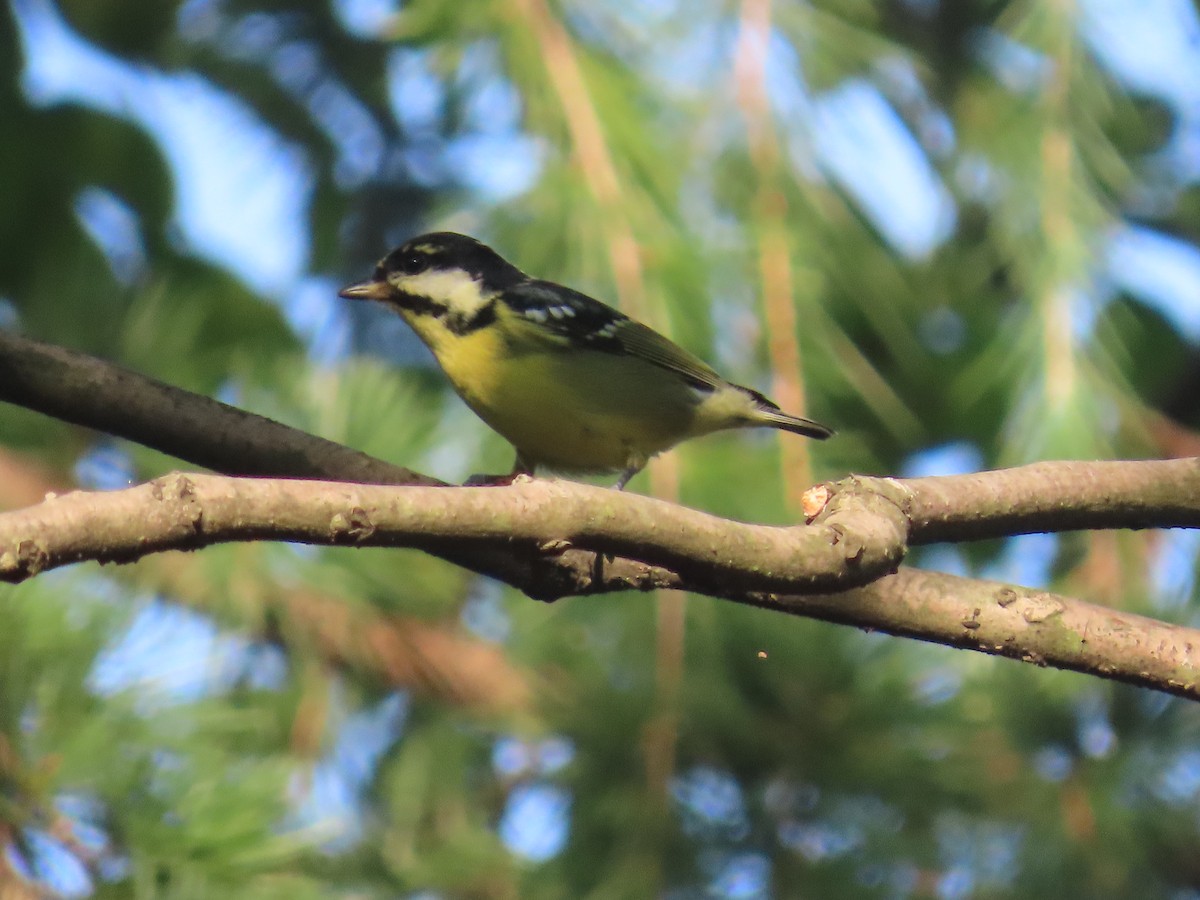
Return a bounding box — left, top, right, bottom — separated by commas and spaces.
396, 269, 495, 316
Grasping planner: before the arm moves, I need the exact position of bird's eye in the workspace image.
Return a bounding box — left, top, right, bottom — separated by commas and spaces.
398, 253, 427, 276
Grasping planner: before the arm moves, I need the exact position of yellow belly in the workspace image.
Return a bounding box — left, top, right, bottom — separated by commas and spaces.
417, 319, 697, 472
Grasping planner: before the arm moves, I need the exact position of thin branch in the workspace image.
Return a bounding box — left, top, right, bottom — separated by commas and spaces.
735, 0, 815, 501
759, 567, 1200, 702
0, 330, 437, 487
902, 458, 1200, 542
5, 465, 1198, 598
1037, 0, 1082, 413
508, 0, 687, 814
267, 586, 533, 713
510, 0, 647, 316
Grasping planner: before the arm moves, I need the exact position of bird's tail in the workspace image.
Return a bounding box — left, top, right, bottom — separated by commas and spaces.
744, 388, 834, 439
756, 408, 835, 439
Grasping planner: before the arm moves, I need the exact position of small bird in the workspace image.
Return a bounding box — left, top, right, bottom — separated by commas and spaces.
339, 232, 832, 488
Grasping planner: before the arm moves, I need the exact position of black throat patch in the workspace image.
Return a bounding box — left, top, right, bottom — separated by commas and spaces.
391, 291, 442, 318
392, 292, 497, 336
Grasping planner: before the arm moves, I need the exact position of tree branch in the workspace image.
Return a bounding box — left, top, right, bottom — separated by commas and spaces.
0, 473, 909, 595
5, 330, 1200, 699
4, 463, 1198, 600
758, 567, 1200, 702
0, 330, 438, 486
904, 458, 1200, 541
2, 471, 1199, 700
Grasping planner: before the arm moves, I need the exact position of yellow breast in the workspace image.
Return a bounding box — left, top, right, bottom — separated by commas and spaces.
401, 308, 698, 472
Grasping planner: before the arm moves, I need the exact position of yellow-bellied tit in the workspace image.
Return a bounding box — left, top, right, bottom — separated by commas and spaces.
339, 232, 833, 488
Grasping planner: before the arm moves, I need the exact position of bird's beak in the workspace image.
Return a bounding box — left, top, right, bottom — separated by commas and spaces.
338, 280, 391, 302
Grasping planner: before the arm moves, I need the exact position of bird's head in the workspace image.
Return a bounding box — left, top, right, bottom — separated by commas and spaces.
339, 232, 524, 331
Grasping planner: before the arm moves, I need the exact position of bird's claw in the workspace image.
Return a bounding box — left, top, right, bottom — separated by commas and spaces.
463, 472, 534, 487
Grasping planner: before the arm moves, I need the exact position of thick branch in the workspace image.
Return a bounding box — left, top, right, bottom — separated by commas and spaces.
0, 473, 908, 595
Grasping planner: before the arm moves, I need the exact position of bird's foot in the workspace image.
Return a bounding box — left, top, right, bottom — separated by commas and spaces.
463, 471, 535, 487
614, 466, 642, 491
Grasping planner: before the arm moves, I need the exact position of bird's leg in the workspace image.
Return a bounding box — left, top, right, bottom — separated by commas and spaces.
512, 453, 534, 479
614, 465, 642, 491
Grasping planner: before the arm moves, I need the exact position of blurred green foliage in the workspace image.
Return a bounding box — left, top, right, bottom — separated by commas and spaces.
1, 0, 1200, 897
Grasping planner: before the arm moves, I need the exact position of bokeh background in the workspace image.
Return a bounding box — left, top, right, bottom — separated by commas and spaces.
3, 0, 1200, 896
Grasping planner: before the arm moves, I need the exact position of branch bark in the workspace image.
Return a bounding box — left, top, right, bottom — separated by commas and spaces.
0, 472, 910, 595
5, 463, 1197, 595
905, 459, 1200, 541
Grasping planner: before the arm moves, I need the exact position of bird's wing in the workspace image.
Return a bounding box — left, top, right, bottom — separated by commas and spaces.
607, 318, 723, 391
504, 281, 724, 392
